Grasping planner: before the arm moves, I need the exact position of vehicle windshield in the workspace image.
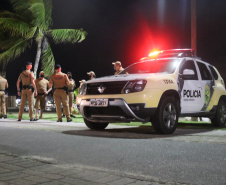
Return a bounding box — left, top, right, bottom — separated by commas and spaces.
120, 59, 180, 74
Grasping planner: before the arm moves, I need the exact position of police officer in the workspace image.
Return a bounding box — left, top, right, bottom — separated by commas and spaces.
78, 79, 86, 93
34, 71, 52, 119
17, 62, 37, 121
0, 72, 8, 118
67, 72, 76, 117
63, 72, 76, 118
87, 71, 96, 80
49, 64, 72, 122
112, 61, 124, 75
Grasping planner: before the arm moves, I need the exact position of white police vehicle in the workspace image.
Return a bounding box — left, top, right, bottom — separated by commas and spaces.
77, 49, 226, 134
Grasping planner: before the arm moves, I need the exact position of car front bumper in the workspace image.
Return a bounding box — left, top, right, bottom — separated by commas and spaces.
79, 98, 157, 123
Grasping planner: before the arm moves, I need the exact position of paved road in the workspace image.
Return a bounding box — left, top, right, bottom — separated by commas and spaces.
0, 119, 226, 185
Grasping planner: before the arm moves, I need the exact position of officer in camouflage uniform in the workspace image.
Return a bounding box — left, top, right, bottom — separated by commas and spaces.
112, 61, 124, 75
49, 64, 72, 122
17, 62, 37, 121
0, 72, 8, 118
34, 71, 52, 119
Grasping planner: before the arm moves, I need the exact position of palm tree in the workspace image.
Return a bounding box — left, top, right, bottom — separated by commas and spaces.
0, 0, 87, 78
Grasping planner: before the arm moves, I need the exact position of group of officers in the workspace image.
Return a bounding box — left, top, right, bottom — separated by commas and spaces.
0, 61, 124, 122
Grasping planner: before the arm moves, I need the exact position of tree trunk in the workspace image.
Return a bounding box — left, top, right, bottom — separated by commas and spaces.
33, 40, 42, 79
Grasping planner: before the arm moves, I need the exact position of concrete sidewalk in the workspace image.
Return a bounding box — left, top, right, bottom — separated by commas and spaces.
0, 153, 187, 185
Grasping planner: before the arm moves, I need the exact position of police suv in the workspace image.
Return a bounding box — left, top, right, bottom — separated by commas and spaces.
77, 49, 226, 134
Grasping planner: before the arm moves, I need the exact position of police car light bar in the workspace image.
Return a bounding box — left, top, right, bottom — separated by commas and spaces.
148, 49, 195, 58
148, 50, 163, 57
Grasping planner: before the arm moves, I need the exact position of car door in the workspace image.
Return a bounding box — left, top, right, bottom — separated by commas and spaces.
196, 61, 215, 111
178, 59, 202, 113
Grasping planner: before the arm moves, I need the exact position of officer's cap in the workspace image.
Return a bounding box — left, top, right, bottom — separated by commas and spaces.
87, 71, 95, 75
79, 79, 86, 83
26, 62, 32, 66
55, 64, 61, 70
39, 71, 44, 74
112, 61, 121, 66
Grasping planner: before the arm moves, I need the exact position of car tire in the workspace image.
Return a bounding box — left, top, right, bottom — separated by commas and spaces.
152, 97, 179, 134
84, 118, 109, 130
211, 99, 226, 127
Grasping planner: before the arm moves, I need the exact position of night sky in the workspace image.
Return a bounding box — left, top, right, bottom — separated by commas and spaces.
0, 0, 226, 95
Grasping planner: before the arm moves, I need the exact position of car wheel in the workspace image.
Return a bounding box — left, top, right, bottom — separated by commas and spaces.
84, 118, 109, 130
152, 97, 179, 134
211, 99, 226, 127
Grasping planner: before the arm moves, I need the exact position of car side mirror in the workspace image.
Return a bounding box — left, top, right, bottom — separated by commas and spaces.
180, 69, 196, 80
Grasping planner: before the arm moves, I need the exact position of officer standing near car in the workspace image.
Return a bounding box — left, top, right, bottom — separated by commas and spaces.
49, 64, 72, 122
112, 61, 124, 75
78, 79, 86, 93
63, 72, 76, 118
0, 72, 8, 118
87, 71, 96, 80
34, 71, 52, 119
67, 72, 76, 117
17, 62, 37, 121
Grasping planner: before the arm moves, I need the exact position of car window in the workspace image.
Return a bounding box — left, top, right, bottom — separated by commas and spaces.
209, 65, 218, 80
120, 59, 180, 74
197, 62, 212, 80
179, 60, 198, 80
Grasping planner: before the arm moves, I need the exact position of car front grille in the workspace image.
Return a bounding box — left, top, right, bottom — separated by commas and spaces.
86, 81, 127, 95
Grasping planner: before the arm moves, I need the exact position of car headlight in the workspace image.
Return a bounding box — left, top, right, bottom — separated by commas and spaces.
79, 83, 87, 95
122, 80, 147, 94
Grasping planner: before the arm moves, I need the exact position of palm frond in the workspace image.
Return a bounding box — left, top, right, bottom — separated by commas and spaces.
9, 0, 47, 28
43, 0, 52, 28
0, 10, 27, 21
41, 43, 55, 77
48, 29, 87, 44
28, 0, 46, 28
0, 17, 30, 37
0, 38, 29, 66
0, 33, 22, 50
9, 0, 30, 13
25, 27, 38, 39
9, 0, 32, 20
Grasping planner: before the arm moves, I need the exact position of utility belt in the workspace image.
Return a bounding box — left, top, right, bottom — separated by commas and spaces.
54, 86, 68, 94
22, 85, 34, 92
0, 90, 4, 91
22, 85, 32, 89
38, 93, 45, 95
68, 90, 74, 92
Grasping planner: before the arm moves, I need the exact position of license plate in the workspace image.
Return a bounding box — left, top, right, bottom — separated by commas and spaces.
90, 99, 108, 107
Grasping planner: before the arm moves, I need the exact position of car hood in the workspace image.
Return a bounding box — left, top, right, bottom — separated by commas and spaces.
86, 73, 173, 83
